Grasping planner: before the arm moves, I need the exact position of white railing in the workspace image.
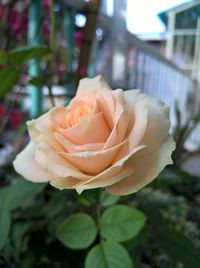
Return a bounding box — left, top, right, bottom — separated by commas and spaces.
92, 22, 200, 151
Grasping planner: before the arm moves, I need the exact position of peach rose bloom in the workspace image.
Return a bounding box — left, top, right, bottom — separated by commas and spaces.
13, 76, 175, 196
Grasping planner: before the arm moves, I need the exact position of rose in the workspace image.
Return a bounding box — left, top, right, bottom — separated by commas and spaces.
13, 75, 175, 196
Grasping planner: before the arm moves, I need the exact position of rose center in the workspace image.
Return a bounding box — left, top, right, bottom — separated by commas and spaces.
65, 103, 93, 129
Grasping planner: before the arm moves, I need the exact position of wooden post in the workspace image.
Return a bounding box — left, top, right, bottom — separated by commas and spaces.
75, 0, 101, 88
64, 9, 75, 104
28, 0, 42, 117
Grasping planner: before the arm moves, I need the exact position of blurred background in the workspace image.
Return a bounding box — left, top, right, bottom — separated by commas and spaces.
0, 0, 200, 267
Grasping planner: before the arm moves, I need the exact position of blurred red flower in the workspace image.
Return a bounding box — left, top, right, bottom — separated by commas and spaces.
9, 109, 24, 129
0, 103, 7, 121
42, 20, 50, 36
9, 9, 27, 38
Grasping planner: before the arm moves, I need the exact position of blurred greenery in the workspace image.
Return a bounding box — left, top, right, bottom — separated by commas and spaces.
0, 165, 200, 268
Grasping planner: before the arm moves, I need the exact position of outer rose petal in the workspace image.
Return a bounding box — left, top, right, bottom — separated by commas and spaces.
59, 140, 126, 174
140, 97, 171, 152
34, 138, 91, 180
124, 90, 149, 148
27, 112, 49, 142
50, 177, 81, 189
13, 142, 55, 182
106, 136, 175, 196
74, 144, 145, 193
76, 75, 111, 95
51, 164, 134, 191
28, 117, 64, 152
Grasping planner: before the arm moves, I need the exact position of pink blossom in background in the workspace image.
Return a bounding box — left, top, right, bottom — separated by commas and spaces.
9, 9, 27, 38
10, 10, 21, 31
9, 109, 24, 129
42, 0, 50, 12
0, 6, 7, 20
42, 20, 50, 36
74, 30, 83, 47
78, 66, 86, 76
0, 103, 7, 121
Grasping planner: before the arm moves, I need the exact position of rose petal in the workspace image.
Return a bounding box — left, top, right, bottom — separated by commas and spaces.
59, 112, 111, 145
124, 90, 149, 148
59, 140, 126, 174
28, 117, 64, 152
140, 97, 171, 152
75, 164, 134, 193
76, 75, 111, 95
13, 142, 55, 182
74, 144, 145, 193
54, 132, 104, 152
106, 136, 175, 196
50, 177, 81, 189
34, 137, 91, 180
27, 112, 50, 142
49, 107, 68, 128
103, 105, 129, 149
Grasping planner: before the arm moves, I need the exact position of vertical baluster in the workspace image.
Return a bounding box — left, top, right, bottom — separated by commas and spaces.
28, 0, 42, 117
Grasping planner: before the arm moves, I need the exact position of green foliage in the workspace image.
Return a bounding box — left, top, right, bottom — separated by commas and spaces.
85, 242, 133, 268
0, 165, 199, 268
28, 76, 47, 87
77, 190, 97, 206
0, 49, 7, 65
0, 178, 46, 211
0, 45, 51, 97
11, 221, 32, 259
56, 213, 98, 249
100, 191, 120, 207
0, 67, 20, 97
45, 191, 67, 218
0, 178, 45, 254
0, 210, 11, 250
155, 227, 200, 268
100, 205, 146, 242
8, 46, 51, 65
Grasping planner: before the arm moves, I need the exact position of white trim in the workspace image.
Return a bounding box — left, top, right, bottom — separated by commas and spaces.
166, 11, 175, 59
166, 0, 200, 15
174, 29, 199, 35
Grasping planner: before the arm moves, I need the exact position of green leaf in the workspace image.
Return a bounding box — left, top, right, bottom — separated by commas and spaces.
0, 178, 46, 211
46, 191, 67, 218
58, 47, 68, 65
156, 168, 192, 184
0, 49, 7, 65
155, 227, 200, 268
77, 190, 97, 206
85, 242, 133, 268
48, 214, 66, 236
8, 46, 51, 65
56, 213, 97, 249
0, 210, 11, 250
100, 191, 119, 207
12, 221, 32, 257
100, 205, 146, 242
124, 229, 147, 252
0, 67, 20, 96
28, 76, 46, 87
